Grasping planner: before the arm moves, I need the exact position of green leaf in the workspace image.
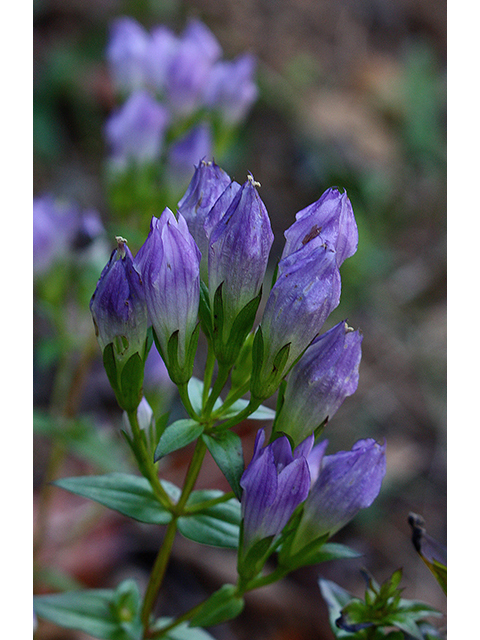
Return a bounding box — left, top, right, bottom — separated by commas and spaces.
318, 579, 355, 639
305, 542, 363, 564
202, 431, 244, 500
53, 473, 179, 524
154, 419, 204, 460
34, 580, 142, 640
187, 377, 223, 415
178, 490, 241, 548
220, 398, 276, 421
152, 618, 216, 639
189, 584, 244, 628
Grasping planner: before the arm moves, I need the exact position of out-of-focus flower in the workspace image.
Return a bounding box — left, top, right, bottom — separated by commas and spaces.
145, 25, 178, 93
203, 53, 258, 124
90, 237, 148, 358
163, 20, 221, 118
106, 17, 150, 93
208, 174, 273, 338
33, 195, 105, 277
240, 429, 312, 552
275, 321, 363, 446
290, 439, 386, 553
166, 123, 213, 194
104, 90, 169, 170
282, 188, 358, 267
251, 240, 341, 399
135, 210, 201, 374
177, 160, 233, 261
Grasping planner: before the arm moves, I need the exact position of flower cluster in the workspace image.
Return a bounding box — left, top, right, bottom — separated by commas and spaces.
104, 17, 258, 186
90, 159, 385, 564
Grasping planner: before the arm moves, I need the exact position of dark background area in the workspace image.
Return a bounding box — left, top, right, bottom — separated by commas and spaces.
33, 0, 446, 638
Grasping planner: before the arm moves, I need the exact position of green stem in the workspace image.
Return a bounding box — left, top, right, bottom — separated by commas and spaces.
210, 380, 250, 419
203, 362, 230, 417
216, 396, 262, 431
183, 491, 235, 515
127, 410, 173, 510
202, 345, 216, 408
141, 518, 178, 632
141, 438, 208, 634
177, 383, 200, 420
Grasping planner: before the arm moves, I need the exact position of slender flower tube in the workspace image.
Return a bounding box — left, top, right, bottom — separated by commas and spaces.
274, 321, 363, 447
135, 209, 201, 376
177, 159, 232, 261
203, 53, 258, 125
252, 240, 341, 399
208, 174, 274, 341
106, 16, 150, 93
240, 429, 312, 552
282, 188, 358, 267
104, 90, 169, 171
290, 438, 386, 554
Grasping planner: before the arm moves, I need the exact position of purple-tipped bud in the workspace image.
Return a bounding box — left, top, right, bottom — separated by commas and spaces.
291, 438, 386, 552
252, 241, 341, 399
240, 429, 312, 551
90, 237, 148, 358
203, 53, 258, 124
135, 209, 201, 371
104, 90, 169, 170
166, 123, 213, 194
106, 17, 150, 93
275, 321, 363, 446
177, 160, 233, 260
208, 175, 274, 335
282, 188, 358, 267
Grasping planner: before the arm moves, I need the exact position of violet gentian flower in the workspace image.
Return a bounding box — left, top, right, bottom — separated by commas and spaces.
290, 438, 386, 554
104, 90, 169, 170
166, 123, 213, 194
282, 188, 358, 267
106, 17, 150, 93
177, 159, 233, 261
208, 174, 274, 340
135, 209, 201, 377
240, 429, 312, 552
203, 53, 258, 125
274, 321, 363, 447
90, 237, 148, 358
251, 240, 341, 399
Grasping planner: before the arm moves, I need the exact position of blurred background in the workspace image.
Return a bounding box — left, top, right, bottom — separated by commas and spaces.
33, 0, 446, 638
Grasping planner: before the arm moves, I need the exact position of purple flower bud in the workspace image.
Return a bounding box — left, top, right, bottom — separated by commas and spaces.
203, 53, 258, 124
275, 321, 363, 446
90, 237, 148, 358
291, 438, 386, 551
177, 160, 233, 260
145, 25, 178, 93
166, 123, 213, 194
208, 175, 274, 333
282, 188, 358, 267
253, 241, 341, 397
182, 19, 222, 64
106, 17, 150, 93
135, 209, 201, 369
240, 429, 312, 550
104, 90, 169, 170
163, 37, 213, 118
122, 396, 154, 439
